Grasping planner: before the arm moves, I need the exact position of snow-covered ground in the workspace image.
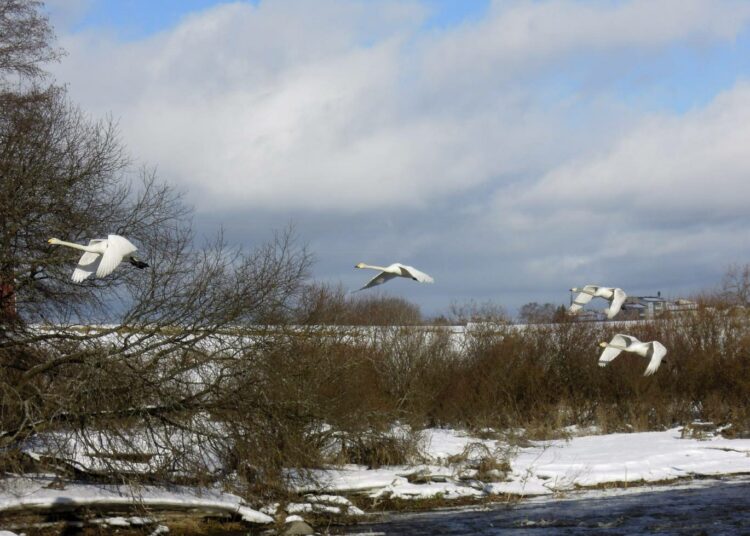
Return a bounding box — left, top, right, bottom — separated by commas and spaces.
0, 477, 272, 524
3, 426, 750, 530
297, 426, 750, 500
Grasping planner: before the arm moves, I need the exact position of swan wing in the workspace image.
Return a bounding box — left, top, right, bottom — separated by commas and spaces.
598, 334, 637, 367
598, 346, 622, 367
358, 271, 398, 291
644, 341, 667, 376
396, 264, 434, 283
71, 239, 105, 283
95, 235, 135, 278
618, 334, 640, 347
569, 285, 598, 313
606, 288, 628, 319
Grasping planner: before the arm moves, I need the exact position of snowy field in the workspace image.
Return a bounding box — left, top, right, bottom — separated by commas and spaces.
3, 426, 750, 532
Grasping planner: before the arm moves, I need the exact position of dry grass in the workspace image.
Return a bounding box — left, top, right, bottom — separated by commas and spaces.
333, 430, 424, 468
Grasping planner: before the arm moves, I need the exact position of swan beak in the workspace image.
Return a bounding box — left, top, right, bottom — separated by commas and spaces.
47, 238, 54, 244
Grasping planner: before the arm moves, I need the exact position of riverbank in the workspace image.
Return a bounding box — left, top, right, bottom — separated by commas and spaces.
3, 425, 750, 533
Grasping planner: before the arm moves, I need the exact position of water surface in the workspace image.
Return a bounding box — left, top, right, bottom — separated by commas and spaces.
334, 476, 750, 535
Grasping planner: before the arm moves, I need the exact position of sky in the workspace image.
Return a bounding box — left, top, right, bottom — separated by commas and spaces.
42, 0, 750, 316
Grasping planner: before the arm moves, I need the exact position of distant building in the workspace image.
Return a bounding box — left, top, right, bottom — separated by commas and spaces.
574, 310, 606, 322
623, 295, 697, 319
568, 289, 698, 321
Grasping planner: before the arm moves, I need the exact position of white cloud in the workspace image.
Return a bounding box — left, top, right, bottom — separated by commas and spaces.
425, 0, 750, 80
482, 81, 750, 303
48, 0, 750, 311
498, 83, 750, 226
53, 0, 750, 213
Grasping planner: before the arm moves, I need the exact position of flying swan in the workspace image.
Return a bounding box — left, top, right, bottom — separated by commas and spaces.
354, 262, 434, 291
569, 285, 627, 319
48, 235, 149, 282
598, 334, 667, 376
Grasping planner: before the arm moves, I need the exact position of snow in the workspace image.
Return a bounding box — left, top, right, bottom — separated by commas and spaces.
21, 422, 226, 477
492, 428, 750, 494
305, 494, 355, 505
0, 476, 272, 525
287, 502, 341, 514
423, 428, 493, 461
371, 476, 486, 501
4, 426, 750, 527
294, 427, 750, 500
284, 494, 365, 516
90, 517, 131, 527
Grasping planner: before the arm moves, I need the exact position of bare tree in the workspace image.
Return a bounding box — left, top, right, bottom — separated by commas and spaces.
0, 0, 62, 81
346, 294, 422, 325
721, 263, 750, 306
295, 284, 423, 326
517, 302, 564, 324
446, 299, 510, 325
0, 1, 316, 495
295, 281, 349, 324
0, 87, 131, 322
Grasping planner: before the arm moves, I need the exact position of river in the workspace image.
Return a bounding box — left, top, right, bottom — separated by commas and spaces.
332, 476, 750, 535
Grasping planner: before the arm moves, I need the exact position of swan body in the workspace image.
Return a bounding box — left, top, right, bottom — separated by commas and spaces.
598, 334, 667, 376
48, 235, 149, 282
569, 285, 627, 319
354, 262, 434, 291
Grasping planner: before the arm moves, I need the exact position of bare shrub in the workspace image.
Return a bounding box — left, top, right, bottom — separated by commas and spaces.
407, 304, 750, 437
448, 442, 512, 482
335, 429, 424, 469
365, 326, 456, 426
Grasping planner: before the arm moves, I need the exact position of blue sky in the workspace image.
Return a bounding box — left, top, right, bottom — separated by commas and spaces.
56, 0, 491, 39
46, 0, 750, 316
64, 1, 256, 40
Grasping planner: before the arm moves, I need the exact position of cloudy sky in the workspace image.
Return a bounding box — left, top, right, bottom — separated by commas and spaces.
44, 0, 750, 315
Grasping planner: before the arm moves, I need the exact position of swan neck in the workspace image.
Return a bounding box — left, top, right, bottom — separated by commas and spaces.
362, 264, 390, 272
50, 239, 98, 253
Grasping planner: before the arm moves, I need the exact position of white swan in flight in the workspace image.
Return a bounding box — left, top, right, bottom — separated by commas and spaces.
354, 262, 434, 291
598, 334, 667, 376
569, 285, 627, 319
48, 235, 149, 282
